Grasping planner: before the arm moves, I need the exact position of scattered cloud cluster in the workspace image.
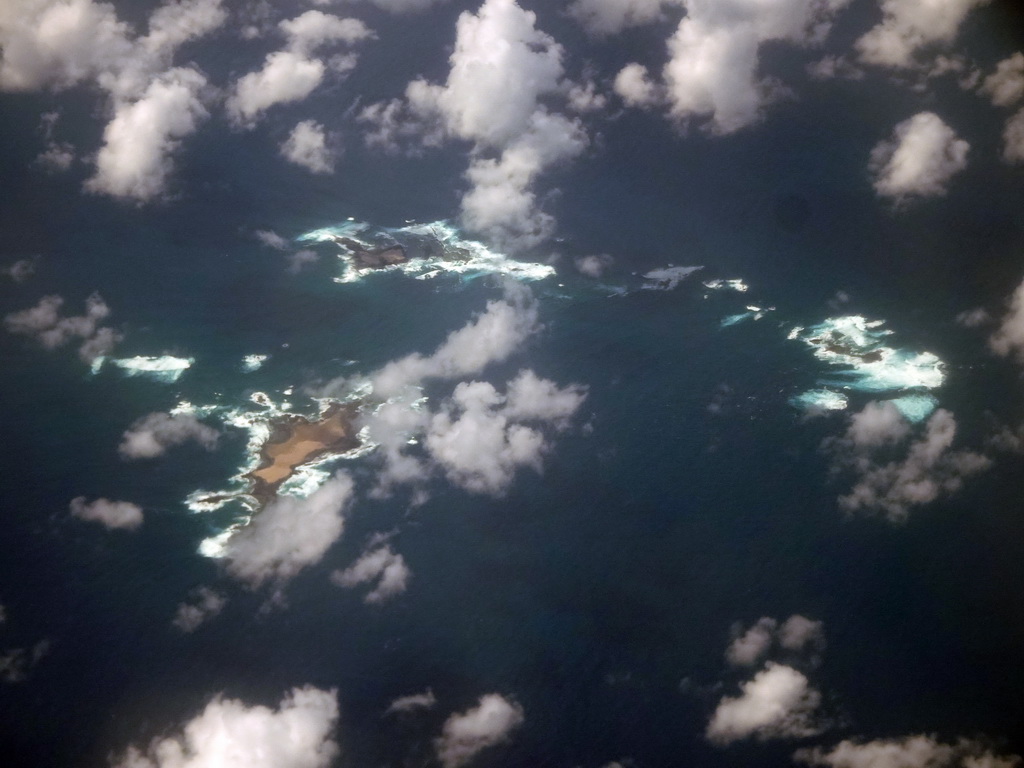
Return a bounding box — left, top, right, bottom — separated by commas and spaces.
0, 0, 228, 201
615, 0, 852, 134
69, 496, 144, 530
360, 0, 588, 249
0, 639, 50, 684
726, 615, 825, 668
855, 0, 990, 70
224, 472, 355, 589
331, 543, 410, 603
826, 404, 990, 522
435, 694, 524, 768
112, 686, 340, 768
4, 292, 121, 363
976, 52, 1024, 163
869, 112, 969, 200
574, 254, 613, 278
708, 615, 828, 746
2, 257, 37, 283
119, 412, 219, 460
796, 735, 1021, 768
172, 587, 227, 632
226, 10, 373, 128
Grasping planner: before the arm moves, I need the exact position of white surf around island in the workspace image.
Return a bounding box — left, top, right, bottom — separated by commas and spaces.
95, 355, 195, 383
297, 219, 556, 284
786, 316, 945, 419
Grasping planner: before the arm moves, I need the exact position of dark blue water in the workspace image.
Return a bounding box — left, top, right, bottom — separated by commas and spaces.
4, 1, 1024, 765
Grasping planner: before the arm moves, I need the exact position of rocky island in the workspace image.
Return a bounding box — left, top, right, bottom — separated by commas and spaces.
333, 236, 408, 269
244, 402, 361, 504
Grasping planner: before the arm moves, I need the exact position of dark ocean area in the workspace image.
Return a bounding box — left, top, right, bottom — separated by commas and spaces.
3, 1, 1024, 766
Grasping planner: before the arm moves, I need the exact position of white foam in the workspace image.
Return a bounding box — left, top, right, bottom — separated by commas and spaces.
242, 354, 268, 372
704, 279, 749, 293
641, 266, 704, 290
888, 394, 939, 423
790, 389, 849, 411
110, 355, 193, 382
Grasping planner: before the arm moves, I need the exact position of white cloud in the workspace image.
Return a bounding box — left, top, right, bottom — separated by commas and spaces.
331, 544, 410, 603
706, 662, 824, 745
980, 52, 1024, 107
172, 587, 227, 632
830, 406, 990, 522
3, 292, 121, 362
360, 0, 587, 249
1003, 107, 1024, 164
726, 615, 825, 667
856, 0, 991, 70
991, 277, 1024, 360
69, 496, 143, 530
86, 66, 209, 202
795, 735, 1021, 768
280, 11, 373, 56
112, 686, 340, 768
36, 141, 75, 172
224, 472, 355, 588
0, 639, 50, 684
956, 307, 990, 328
119, 412, 219, 460
3, 257, 37, 283
574, 254, 613, 278
726, 617, 777, 667
281, 120, 337, 174
869, 112, 968, 200
617, 0, 851, 134
370, 284, 540, 399
777, 615, 825, 654
567, 0, 677, 37
0, 0, 226, 201
613, 63, 662, 107
566, 80, 607, 113
227, 52, 324, 127
844, 400, 911, 448
435, 694, 524, 768
287, 250, 320, 274
256, 229, 289, 249
386, 689, 437, 715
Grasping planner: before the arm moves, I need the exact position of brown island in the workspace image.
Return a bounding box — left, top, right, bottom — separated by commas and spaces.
244, 402, 362, 505
808, 337, 884, 363
333, 236, 408, 269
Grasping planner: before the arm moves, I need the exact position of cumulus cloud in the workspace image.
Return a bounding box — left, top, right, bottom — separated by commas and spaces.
869, 112, 968, 200
119, 412, 219, 460
567, 0, 677, 37
1003, 108, 1024, 164
69, 496, 143, 530
828, 405, 990, 522
370, 285, 540, 399
36, 141, 75, 172
112, 686, 340, 768
613, 63, 662, 108
706, 662, 824, 745
4, 292, 121, 362
331, 544, 410, 603
281, 120, 337, 174
86, 67, 209, 201
980, 52, 1024, 107
224, 472, 355, 588
172, 587, 227, 632
0, 639, 50, 684
227, 11, 371, 128
227, 52, 325, 127
795, 735, 1022, 768
435, 694, 524, 768
726, 615, 825, 667
991, 278, 1024, 360
616, 0, 851, 134
360, 0, 587, 249
856, 0, 991, 70
956, 307, 991, 328
287, 250, 320, 273
256, 229, 289, 249
386, 689, 437, 715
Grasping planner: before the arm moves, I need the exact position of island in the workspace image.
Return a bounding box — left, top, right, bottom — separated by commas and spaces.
244, 402, 362, 504
333, 236, 408, 269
